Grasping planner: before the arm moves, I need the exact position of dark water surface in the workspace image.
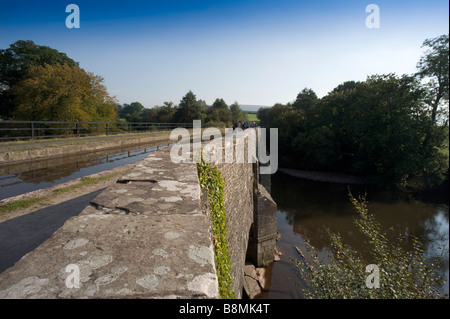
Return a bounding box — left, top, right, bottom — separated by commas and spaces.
259, 172, 449, 298
0, 142, 171, 200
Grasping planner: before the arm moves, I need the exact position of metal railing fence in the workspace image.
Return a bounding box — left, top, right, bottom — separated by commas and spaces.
0, 120, 193, 141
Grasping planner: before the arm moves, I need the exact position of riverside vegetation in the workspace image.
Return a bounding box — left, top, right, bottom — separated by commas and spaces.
294, 191, 448, 299
257, 34, 449, 192
263, 34, 448, 299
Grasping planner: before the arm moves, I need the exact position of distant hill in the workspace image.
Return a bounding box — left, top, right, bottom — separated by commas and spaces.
239, 104, 270, 112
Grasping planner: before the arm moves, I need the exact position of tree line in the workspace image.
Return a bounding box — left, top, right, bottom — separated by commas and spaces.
0, 40, 248, 127
258, 34, 449, 191
1, 36, 448, 191
115, 93, 248, 127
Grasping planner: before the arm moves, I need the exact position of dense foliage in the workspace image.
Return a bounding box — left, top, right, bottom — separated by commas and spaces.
258, 34, 449, 190
0, 40, 116, 122
10, 64, 117, 123
115, 91, 249, 127
295, 192, 448, 299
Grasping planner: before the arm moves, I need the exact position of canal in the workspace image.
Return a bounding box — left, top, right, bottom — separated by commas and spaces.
260, 171, 449, 298
0, 141, 171, 201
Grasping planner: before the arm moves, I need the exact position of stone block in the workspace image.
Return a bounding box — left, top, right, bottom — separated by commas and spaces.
247, 183, 277, 267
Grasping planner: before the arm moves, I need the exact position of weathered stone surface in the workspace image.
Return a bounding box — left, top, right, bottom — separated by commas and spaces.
0, 213, 218, 298
212, 133, 255, 300
0, 146, 218, 299
119, 153, 198, 183
91, 181, 200, 215
255, 266, 272, 291
243, 264, 261, 299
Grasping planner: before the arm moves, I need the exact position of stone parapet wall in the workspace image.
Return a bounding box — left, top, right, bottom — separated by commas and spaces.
202, 129, 277, 298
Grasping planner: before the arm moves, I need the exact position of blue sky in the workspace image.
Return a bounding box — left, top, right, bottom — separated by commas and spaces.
1, 0, 448, 108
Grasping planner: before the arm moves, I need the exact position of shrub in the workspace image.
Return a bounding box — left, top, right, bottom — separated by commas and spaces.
294, 191, 448, 299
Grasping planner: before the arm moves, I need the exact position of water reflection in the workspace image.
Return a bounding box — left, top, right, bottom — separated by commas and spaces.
0, 141, 171, 200
261, 171, 449, 298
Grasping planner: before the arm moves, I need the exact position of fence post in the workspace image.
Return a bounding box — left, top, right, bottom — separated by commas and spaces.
76, 123, 80, 137
106, 123, 109, 135
31, 122, 35, 139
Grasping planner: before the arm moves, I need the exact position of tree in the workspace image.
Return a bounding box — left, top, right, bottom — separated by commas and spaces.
292, 88, 318, 112
119, 102, 145, 121
207, 98, 232, 125
260, 73, 448, 189
416, 34, 449, 124
320, 74, 447, 189
0, 40, 79, 118
10, 64, 117, 123
174, 90, 206, 123
330, 81, 357, 94
229, 102, 247, 122
157, 101, 177, 123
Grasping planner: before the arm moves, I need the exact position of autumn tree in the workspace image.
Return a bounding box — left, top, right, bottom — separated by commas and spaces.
0, 40, 79, 118
10, 63, 117, 123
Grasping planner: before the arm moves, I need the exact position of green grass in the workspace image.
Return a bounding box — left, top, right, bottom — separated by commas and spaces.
0, 197, 48, 214
245, 112, 258, 122
52, 172, 123, 195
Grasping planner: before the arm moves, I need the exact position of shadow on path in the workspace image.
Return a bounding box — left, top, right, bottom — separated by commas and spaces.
0, 189, 104, 274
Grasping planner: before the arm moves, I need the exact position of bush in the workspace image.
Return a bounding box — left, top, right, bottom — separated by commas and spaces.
294, 191, 448, 299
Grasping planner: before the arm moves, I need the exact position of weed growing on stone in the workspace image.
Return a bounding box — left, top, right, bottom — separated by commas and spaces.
197, 155, 235, 299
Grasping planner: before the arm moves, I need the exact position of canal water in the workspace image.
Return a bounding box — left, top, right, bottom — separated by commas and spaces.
0, 141, 171, 200
259, 171, 449, 298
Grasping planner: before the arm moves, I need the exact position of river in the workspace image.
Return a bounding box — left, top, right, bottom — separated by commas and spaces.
259, 171, 449, 298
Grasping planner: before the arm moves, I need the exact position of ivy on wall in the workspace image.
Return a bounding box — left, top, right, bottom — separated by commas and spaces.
197, 155, 235, 299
